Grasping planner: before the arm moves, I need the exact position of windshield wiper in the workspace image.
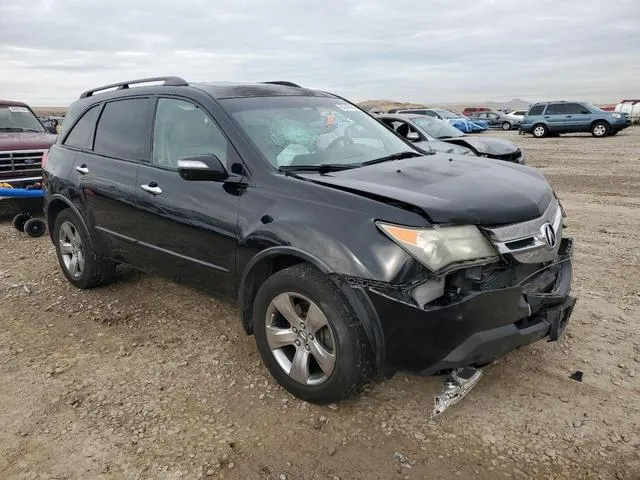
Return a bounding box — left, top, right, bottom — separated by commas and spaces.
0, 127, 40, 132
279, 163, 358, 175
361, 151, 422, 166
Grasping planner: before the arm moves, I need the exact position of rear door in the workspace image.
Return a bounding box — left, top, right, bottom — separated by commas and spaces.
74, 97, 154, 262
131, 97, 240, 298
543, 103, 567, 132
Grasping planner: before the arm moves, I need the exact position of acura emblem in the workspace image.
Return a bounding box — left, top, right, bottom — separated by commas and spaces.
540, 222, 557, 249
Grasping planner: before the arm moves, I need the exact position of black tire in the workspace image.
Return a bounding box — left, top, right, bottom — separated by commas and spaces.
253, 263, 374, 404
501, 121, 511, 130
53, 209, 115, 289
591, 122, 610, 137
532, 124, 548, 138
23, 218, 46, 237
12, 213, 30, 232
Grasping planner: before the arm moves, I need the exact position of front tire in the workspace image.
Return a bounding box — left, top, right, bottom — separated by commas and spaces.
532, 124, 548, 138
253, 264, 374, 404
53, 209, 115, 289
591, 122, 609, 137
502, 121, 511, 130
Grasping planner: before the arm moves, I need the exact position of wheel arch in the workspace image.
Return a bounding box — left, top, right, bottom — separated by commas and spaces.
238, 247, 385, 369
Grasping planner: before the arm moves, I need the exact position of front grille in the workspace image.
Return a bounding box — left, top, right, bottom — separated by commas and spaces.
0, 149, 44, 178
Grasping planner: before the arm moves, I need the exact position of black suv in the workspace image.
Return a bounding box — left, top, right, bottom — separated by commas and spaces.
43, 77, 576, 404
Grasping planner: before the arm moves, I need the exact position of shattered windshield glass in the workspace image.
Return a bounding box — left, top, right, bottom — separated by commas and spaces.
222, 96, 414, 168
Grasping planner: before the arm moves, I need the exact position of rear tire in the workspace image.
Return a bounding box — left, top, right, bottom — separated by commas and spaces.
12, 213, 30, 232
24, 218, 46, 237
53, 209, 115, 289
502, 121, 511, 130
591, 122, 610, 137
253, 263, 374, 404
532, 124, 548, 138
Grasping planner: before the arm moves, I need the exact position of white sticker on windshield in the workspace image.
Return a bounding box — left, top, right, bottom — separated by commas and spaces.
8, 106, 28, 113
336, 103, 359, 112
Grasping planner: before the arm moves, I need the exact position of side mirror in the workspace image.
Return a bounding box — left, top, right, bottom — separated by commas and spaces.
406, 131, 420, 142
177, 154, 229, 182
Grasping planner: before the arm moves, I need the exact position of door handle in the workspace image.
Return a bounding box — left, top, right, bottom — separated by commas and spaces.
544, 116, 550, 118
565, 115, 572, 118
140, 183, 162, 195
75, 165, 89, 175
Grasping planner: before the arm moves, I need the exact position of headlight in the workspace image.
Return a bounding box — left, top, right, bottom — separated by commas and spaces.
611, 113, 621, 119
376, 222, 499, 272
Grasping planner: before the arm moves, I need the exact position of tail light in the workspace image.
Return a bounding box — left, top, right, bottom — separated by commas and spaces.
41, 149, 49, 169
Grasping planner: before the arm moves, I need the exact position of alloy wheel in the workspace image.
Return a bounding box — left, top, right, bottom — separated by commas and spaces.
593, 124, 607, 137
265, 292, 336, 386
58, 221, 85, 278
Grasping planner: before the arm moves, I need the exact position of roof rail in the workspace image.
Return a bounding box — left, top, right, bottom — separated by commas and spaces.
261, 81, 301, 88
79, 76, 188, 99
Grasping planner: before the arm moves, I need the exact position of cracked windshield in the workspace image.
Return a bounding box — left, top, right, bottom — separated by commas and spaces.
224, 96, 412, 168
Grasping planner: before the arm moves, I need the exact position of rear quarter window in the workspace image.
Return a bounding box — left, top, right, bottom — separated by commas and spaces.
63, 105, 101, 150
528, 105, 545, 116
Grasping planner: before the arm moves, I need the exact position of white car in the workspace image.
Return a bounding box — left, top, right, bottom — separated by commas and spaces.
506, 110, 526, 122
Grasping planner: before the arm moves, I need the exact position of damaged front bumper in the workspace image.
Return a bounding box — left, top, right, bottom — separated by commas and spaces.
358, 238, 576, 375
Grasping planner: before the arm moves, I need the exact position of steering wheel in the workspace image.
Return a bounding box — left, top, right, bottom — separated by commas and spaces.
325, 135, 354, 150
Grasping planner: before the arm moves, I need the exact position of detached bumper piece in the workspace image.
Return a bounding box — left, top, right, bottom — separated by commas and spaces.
432, 366, 483, 417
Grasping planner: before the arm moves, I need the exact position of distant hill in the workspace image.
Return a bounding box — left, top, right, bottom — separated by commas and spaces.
358, 98, 533, 113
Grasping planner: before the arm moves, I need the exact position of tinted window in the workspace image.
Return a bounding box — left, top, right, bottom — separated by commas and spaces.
94, 98, 153, 161
528, 105, 545, 116
564, 103, 589, 114
424, 111, 438, 117
63, 105, 100, 149
152, 98, 228, 169
545, 104, 566, 115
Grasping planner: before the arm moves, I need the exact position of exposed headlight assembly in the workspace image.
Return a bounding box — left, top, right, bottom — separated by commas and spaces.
611, 112, 622, 119
376, 222, 499, 272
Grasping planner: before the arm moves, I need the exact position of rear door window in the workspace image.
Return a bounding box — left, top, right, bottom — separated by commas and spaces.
63, 105, 101, 150
528, 105, 546, 116
545, 104, 565, 115
94, 98, 154, 161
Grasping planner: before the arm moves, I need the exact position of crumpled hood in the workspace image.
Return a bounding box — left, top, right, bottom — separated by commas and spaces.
414, 140, 472, 156
446, 136, 518, 156
298, 155, 553, 225
0, 132, 57, 151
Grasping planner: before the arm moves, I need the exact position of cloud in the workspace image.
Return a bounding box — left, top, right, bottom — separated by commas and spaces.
1, 0, 638, 105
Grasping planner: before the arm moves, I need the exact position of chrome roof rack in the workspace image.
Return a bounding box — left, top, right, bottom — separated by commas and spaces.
79, 76, 188, 99
261, 81, 302, 88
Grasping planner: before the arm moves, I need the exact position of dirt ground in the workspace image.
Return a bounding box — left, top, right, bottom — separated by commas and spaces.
1, 127, 639, 480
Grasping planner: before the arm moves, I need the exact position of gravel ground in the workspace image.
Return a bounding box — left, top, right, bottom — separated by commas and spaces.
1, 127, 639, 480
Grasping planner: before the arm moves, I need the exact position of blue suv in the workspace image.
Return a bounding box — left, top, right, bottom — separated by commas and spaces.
521, 101, 630, 138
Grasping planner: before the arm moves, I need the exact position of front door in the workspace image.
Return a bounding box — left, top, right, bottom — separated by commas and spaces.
132, 97, 240, 298
562, 103, 594, 131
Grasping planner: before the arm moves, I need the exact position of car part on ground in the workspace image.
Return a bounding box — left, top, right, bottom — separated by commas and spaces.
43, 76, 574, 405
521, 101, 630, 137
378, 113, 525, 164
432, 366, 483, 417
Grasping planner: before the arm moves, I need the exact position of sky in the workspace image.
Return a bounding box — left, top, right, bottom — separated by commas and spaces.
1, 0, 639, 106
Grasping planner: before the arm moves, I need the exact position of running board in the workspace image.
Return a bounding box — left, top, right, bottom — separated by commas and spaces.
432, 367, 483, 417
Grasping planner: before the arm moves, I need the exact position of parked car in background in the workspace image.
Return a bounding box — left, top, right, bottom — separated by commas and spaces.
615, 99, 640, 123
43, 77, 574, 404
458, 113, 490, 130
462, 107, 491, 116
506, 110, 527, 123
41, 116, 65, 132
522, 101, 631, 138
0, 100, 56, 215
468, 111, 522, 130
378, 113, 524, 164
390, 108, 484, 133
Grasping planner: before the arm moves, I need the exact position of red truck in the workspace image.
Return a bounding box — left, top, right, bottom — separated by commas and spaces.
0, 100, 57, 214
